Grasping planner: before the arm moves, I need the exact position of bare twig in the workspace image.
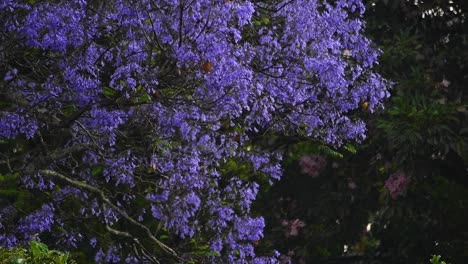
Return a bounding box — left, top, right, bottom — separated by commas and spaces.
60, 104, 92, 128
74, 120, 105, 155
105, 225, 160, 264
178, 0, 184, 47
0, 153, 13, 172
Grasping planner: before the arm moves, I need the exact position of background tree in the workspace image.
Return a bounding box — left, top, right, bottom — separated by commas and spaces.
256, 0, 467, 263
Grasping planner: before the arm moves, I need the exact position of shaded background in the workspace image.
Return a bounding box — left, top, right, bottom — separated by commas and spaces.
255, 0, 468, 263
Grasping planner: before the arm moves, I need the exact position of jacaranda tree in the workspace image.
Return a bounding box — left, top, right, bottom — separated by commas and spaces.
0, 0, 389, 262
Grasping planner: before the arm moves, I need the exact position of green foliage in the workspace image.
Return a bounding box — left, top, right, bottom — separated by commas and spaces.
256, 0, 468, 263
430, 255, 448, 264
0, 241, 74, 264
285, 140, 348, 162
376, 92, 466, 163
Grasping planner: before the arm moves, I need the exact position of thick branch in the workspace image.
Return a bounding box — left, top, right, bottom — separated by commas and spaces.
0, 93, 30, 108
39, 169, 180, 260
60, 104, 92, 128
105, 225, 160, 264
21, 143, 86, 173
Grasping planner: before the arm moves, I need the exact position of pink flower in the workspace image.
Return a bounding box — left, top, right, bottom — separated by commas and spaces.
282, 219, 306, 237
299, 155, 327, 177
278, 255, 291, 264
384, 171, 410, 199
347, 178, 357, 189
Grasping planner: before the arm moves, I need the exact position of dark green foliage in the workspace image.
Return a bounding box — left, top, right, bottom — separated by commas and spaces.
256, 0, 468, 263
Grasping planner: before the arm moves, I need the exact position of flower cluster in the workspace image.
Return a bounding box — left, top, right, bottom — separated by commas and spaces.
384, 172, 410, 199
0, 111, 38, 139
0, 0, 389, 262
0, 204, 55, 245
299, 155, 327, 177
281, 219, 306, 238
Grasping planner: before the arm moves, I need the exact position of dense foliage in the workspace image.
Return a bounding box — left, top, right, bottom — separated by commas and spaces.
0, 240, 74, 264
256, 0, 468, 263
0, 0, 389, 263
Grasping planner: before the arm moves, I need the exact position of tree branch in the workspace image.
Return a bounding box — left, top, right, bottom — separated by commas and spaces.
105, 225, 160, 264
38, 169, 181, 260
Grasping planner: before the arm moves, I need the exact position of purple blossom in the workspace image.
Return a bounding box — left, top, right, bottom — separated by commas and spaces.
95, 246, 122, 263
146, 190, 169, 202
104, 152, 136, 187
56, 229, 82, 249
17, 204, 55, 242
3, 68, 18, 81
0, 112, 38, 139
0, 234, 18, 248
90, 237, 97, 248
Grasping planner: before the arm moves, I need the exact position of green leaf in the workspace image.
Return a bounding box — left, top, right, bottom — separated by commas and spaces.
29, 241, 48, 258
132, 94, 152, 104
91, 166, 103, 176
430, 255, 446, 264
318, 145, 343, 158
343, 143, 357, 154
61, 104, 78, 117
103, 86, 116, 97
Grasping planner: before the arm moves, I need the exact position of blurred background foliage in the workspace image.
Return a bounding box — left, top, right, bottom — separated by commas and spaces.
255, 0, 468, 263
